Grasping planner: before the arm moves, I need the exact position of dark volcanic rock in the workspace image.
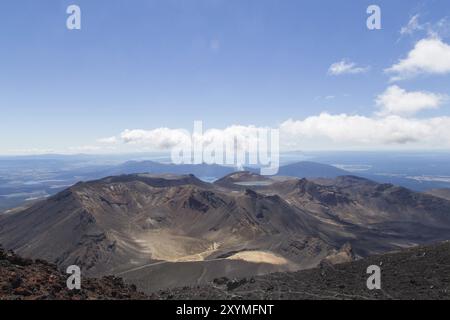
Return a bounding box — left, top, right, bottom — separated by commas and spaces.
155, 241, 450, 300
0, 246, 148, 300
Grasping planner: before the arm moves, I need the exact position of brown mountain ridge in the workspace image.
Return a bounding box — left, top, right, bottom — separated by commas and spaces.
1, 172, 450, 293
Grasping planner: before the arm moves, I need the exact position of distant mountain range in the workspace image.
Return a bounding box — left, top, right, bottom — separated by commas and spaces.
270, 161, 350, 178
60, 159, 450, 191
91, 160, 350, 181
3, 159, 449, 212
1, 171, 450, 294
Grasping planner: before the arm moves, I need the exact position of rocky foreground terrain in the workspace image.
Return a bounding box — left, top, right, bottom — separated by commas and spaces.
1, 241, 450, 300
0, 246, 147, 300
156, 241, 450, 300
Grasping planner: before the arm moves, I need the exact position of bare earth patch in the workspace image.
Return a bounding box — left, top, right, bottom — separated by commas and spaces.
226, 251, 289, 265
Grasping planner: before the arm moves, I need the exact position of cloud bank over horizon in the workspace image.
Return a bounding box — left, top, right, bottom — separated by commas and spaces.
93, 109, 450, 153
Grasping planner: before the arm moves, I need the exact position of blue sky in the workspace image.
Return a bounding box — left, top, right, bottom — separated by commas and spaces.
1, 0, 450, 154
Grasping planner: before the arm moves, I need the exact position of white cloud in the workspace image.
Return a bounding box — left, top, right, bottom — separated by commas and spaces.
121, 128, 191, 149
103, 111, 450, 153
119, 125, 271, 152
399, 16, 450, 39
279, 113, 450, 150
328, 59, 370, 75
375, 85, 446, 116
386, 37, 450, 81
400, 15, 423, 35
97, 136, 118, 144
97, 84, 450, 152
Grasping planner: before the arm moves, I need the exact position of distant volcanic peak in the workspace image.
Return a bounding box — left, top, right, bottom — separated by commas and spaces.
182, 195, 210, 213
169, 185, 228, 212
44, 187, 89, 212
215, 171, 271, 185
265, 194, 283, 202
82, 173, 207, 190
244, 188, 260, 199
285, 178, 322, 195
276, 161, 351, 178
218, 171, 252, 178
374, 183, 396, 192
294, 178, 314, 188
335, 175, 376, 186
230, 171, 268, 180
243, 189, 285, 206
49, 187, 77, 201
284, 178, 352, 206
